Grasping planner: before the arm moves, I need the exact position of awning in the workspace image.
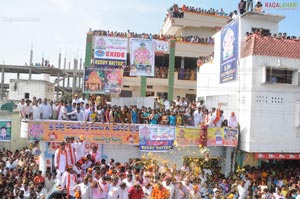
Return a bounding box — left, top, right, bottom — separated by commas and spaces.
255, 153, 300, 160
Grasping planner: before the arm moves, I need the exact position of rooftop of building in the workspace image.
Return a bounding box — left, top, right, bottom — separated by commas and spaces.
241, 34, 300, 59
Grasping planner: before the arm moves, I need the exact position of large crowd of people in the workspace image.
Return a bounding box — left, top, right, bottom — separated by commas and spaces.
17, 94, 238, 129
91, 29, 214, 45
1, 141, 300, 199
168, 4, 228, 18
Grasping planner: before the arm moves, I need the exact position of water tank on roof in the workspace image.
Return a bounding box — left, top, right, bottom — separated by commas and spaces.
41, 73, 50, 82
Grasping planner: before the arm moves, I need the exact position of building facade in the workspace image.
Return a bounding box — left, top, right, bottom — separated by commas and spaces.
197, 12, 300, 164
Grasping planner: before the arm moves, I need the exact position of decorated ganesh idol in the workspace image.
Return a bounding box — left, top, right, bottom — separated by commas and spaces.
133, 42, 151, 65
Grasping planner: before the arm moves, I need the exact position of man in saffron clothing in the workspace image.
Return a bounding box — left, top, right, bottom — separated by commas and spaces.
61, 165, 77, 199
66, 137, 76, 166
89, 145, 101, 163
54, 142, 69, 183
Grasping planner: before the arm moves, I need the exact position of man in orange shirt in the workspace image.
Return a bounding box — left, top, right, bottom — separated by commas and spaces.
151, 182, 170, 199
33, 170, 45, 186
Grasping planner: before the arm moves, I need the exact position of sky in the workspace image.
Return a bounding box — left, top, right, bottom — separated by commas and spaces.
0, 0, 299, 67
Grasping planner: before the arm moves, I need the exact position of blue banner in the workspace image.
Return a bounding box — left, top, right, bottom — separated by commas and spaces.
0, 120, 12, 141
220, 21, 239, 83
139, 125, 175, 152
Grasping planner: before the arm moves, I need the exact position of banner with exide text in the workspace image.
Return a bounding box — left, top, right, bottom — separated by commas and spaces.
94, 36, 128, 67
139, 125, 175, 152
27, 120, 139, 144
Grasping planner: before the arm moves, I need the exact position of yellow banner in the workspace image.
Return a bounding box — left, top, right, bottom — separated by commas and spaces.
28, 120, 139, 144
175, 126, 201, 146
207, 127, 238, 147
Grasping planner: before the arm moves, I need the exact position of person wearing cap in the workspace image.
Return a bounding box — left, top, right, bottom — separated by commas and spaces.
54, 142, 69, 182
61, 165, 77, 199
188, 184, 201, 199
74, 135, 86, 161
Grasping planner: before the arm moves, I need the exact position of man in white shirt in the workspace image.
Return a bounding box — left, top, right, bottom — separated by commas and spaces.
74, 135, 86, 161
61, 166, 77, 198
72, 93, 81, 104
80, 94, 88, 106
40, 98, 52, 119
193, 107, 203, 126
118, 182, 129, 199
57, 101, 68, 120
21, 99, 33, 119
67, 107, 85, 122
108, 177, 120, 199
164, 98, 170, 110
122, 174, 135, 188
162, 178, 174, 199
17, 99, 25, 118
73, 176, 92, 199
237, 180, 247, 199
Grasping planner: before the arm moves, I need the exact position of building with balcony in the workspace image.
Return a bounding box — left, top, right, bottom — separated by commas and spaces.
84, 7, 229, 101
197, 12, 300, 165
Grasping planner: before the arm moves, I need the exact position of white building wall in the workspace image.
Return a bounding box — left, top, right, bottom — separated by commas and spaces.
248, 56, 300, 152
9, 79, 54, 100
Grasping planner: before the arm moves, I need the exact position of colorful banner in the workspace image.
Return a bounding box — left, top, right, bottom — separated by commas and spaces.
94, 36, 128, 67
207, 127, 238, 147
155, 40, 169, 54
139, 125, 175, 152
27, 120, 139, 144
83, 67, 123, 94
130, 38, 155, 76
0, 120, 12, 141
255, 153, 300, 160
220, 21, 239, 83
175, 126, 201, 146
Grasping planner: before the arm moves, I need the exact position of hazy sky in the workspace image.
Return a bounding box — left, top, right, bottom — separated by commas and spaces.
0, 0, 299, 66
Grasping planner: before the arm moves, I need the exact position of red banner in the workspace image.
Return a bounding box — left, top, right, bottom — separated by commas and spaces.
255, 153, 300, 160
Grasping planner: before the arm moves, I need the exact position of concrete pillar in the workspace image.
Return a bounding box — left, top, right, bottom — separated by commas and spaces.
79, 58, 83, 70
17, 73, 20, 80
29, 68, 32, 80
181, 57, 185, 69
223, 147, 233, 177
84, 34, 93, 67
63, 58, 66, 88
30, 49, 33, 66
72, 59, 78, 96
58, 53, 62, 69
140, 77, 146, 97
1, 67, 4, 100
168, 40, 176, 101
67, 61, 71, 88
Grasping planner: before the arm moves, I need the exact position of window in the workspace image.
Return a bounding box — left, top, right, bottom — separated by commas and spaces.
265, 68, 293, 84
